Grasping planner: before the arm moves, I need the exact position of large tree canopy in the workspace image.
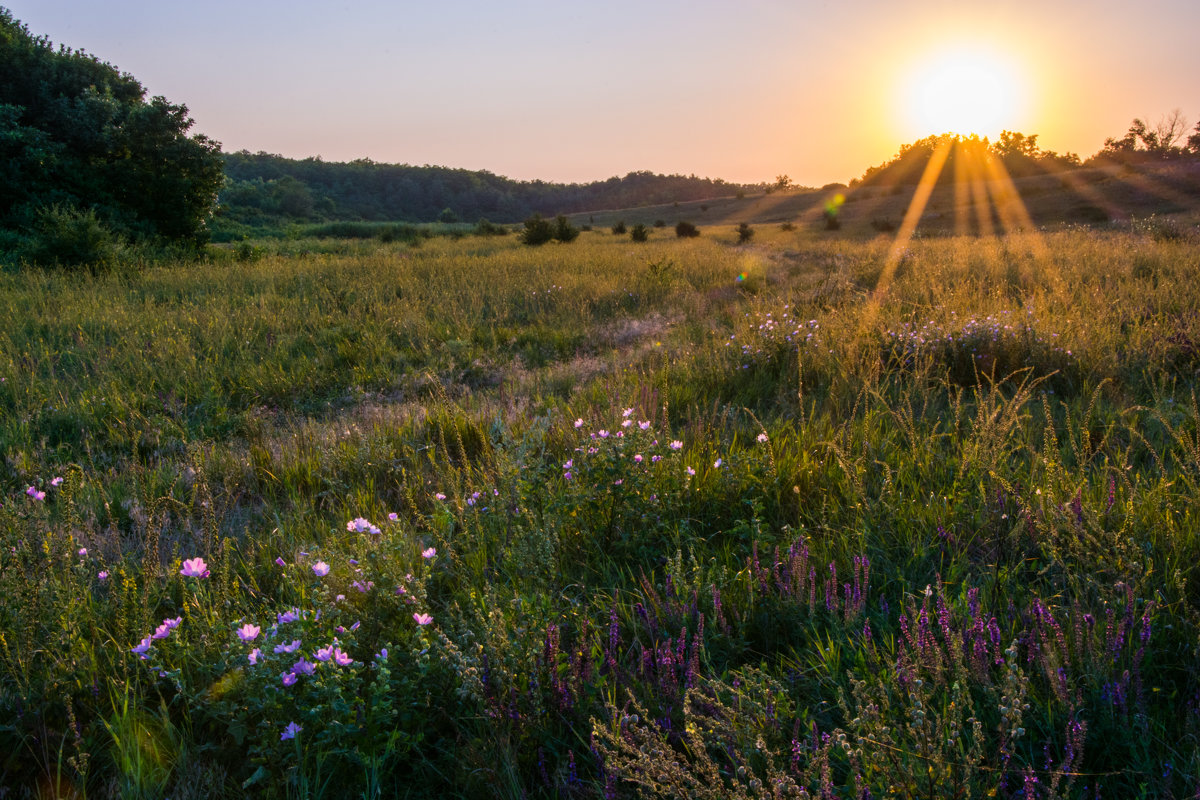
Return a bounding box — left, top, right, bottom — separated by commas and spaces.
0, 7, 223, 244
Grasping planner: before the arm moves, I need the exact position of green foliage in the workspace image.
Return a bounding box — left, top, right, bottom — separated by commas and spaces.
611, 220, 627, 235
735, 222, 754, 243
675, 220, 700, 238
629, 223, 649, 242
473, 218, 508, 237
519, 214, 555, 245
0, 10, 223, 248
437, 207, 459, 224
552, 214, 579, 243
23, 204, 121, 270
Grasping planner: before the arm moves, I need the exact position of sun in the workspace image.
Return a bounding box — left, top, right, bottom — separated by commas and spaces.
903, 45, 1025, 138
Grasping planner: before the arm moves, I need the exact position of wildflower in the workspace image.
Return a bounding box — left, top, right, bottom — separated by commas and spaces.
434, 492, 446, 500
151, 623, 172, 640
277, 608, 300, 625
281, 672, 298, 687
50, 477, 63, 487
466, 496, 476, 506
315, 645, 334, 662
563, 471, 572, 480
25, 486, 45, 501
236, 624, 261, 643
757, 432, 769, 443
275, 557, 286, 567
574, 418, 584, 428
376, 648, 388, 660
98, 571, 109, 581
248, 648, 262, 665
563, 459, 573, 469
413, 612, 433, 626
651, 455, 662, 463
598, 429, 609, 438
613, 479, 623, 486
686, 466, 696, 476
350, 620, 360, 631
352, 580, 374, 593
334, 648, 353, 666
163, 617, 182, 630
639, 421, 651, 430
180, 557, 209, 578
274, 639, 302, 654
336, 594, 346, 602
346, 517, 381, 535
621, 419, 633, 428
633, 454, 643, 463
292, 657, 315, 675
388, 512, 399, 521
312, 561, 330, 577
131, 636, 152, 655
714, 458, 723, 468
669, 440, 683, 450
422, 547, 436, 559
622, 407, 633, 418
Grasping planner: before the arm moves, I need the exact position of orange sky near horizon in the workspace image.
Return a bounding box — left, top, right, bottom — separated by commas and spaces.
5, 0, 1198, 186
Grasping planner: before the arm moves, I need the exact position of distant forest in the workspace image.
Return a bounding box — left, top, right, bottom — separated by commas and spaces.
218, 152, 764, 231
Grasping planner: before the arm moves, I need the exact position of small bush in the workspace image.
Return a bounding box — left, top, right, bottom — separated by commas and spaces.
611, 221, 627, 235
437, 207, 459, 223
675, 221, 700, 238
630, 224, 649, 242
553, 215, 579, 243
653, 219, 666, 228
24, 204, 121, 270
870, 217, 897, 232
779, 222, 796, 232
473, 218, 508, 237
520, 214, 555, 245
736, 222, 754, 244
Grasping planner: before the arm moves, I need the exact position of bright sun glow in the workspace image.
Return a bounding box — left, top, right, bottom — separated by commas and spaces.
904, 46, 1024, 138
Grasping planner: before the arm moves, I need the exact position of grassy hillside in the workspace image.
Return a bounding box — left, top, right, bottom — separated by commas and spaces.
3, 222, 1200, 797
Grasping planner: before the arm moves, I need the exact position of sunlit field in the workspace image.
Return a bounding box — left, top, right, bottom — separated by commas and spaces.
3, 219, 1200, 797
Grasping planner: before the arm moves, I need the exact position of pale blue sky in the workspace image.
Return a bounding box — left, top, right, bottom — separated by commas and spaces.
7, 0, 1199, 185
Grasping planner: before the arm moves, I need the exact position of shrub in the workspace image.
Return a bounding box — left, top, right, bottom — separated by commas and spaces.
653, 219, 666, 228
473, 218, 509, 237
437, 207, 459, 223
675, 221, 700, 238
23, 204, 121, 270
870, 217, 897, 232
520, 214, 555, 245
735, 222, 754, 244
611, 221, 627, 235
630, 224, 649, 242
779, 222, 796, 232
823, 208, 842, 230
552, 214, 579, 243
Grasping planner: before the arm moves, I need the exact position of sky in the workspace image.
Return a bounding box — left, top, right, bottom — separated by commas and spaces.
6, 0, 1200, 186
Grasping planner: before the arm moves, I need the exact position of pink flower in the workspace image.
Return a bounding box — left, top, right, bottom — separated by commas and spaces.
281, 721, 302, 740
274, 639, 301, 654
292, 657, 315, 676
97, 571, 109, 581
333, 648, 353, 666
434, 492, 446, 501
669, 440, 683, 450
388, 512, 399, 521
50, 477, 63, 487
131, 636, 152, 655
713, 458, 723, 468
314, 645, 334, 662
563, 459, 573, 469
686, 466, 696, 476
633, 454, 643, 463
77, 547, 87, 556
422, 547, 436, 559
346, 517, 381, 535
275, 557, 286, 567
163, 617, 182, 630
248, 648, 262, 665
574, 418, 584, 428
312, 561, 330, 577
621, 419, 633, 428
563, 471, 572, 480
277, 608, 300, 624
598, 430, 609, 438
651, 455, 662, 463
413, 612, 433, 626
281, 672, 298, 687
622, 408, 633, 418
639, 421, 651, 430
352, 580, 374, 593
25, 486, 45, 501
756, 432, 769, 443
180, 557, 208, 578
236, 624, 261, 642
151, 623, 172, 640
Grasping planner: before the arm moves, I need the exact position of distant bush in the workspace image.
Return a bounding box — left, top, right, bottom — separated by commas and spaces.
520, 214, 556, 245
630, 224, 650, 242
473, 218, 509, 237
823, 209, 842, 231
611, 221, 627, 235
580, 224, 592, 232
736, 222, 754, 244
779, 222, 796, 231
653, 219, 666, 228
870, 217, 897, 232
675, 221, 700, 238
736, 189, 746, 199
23, 204, 121, 271
553, 214, 579, 243
437, 207, 459, 223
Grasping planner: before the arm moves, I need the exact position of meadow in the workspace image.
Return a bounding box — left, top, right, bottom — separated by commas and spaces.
2, 218, 1200, 798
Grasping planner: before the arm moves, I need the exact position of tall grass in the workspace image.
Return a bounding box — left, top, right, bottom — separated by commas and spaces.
1, 223, 1198, 797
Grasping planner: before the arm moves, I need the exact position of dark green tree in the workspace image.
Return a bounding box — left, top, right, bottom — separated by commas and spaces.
0, 8, 223, 248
